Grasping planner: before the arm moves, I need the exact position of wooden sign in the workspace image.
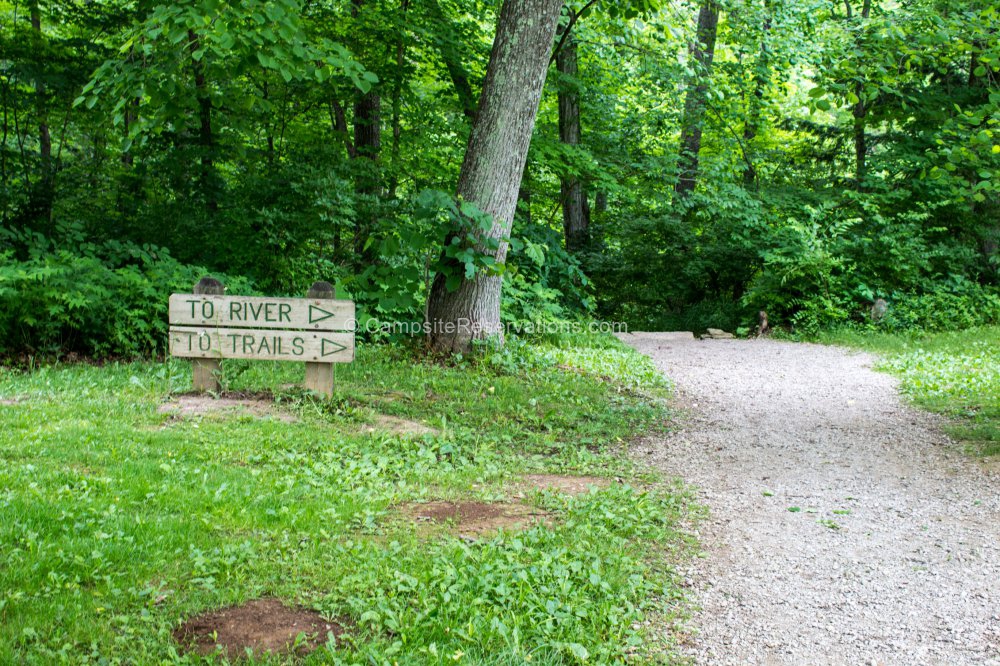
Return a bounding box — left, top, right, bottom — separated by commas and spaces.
168, 328, 354, 362
168, 295, 353, 331
169, 278, 354, 396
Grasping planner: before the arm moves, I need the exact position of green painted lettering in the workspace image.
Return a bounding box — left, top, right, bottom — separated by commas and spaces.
230, 302, 243, 321
198, 333, 211, 352
201, 301, 214, 319
242, 335, 255, 354
186, 300, 199, 318
249, 302, 264, 321
227, 333, 240, 353
264, 303, 277, 322
292, 337, 304, 356
259, 337, 272, 354
279, 303, 291, 322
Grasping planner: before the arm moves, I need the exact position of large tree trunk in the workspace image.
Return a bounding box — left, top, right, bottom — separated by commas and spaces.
675, 0, 720, 198
557, 21, 590, 253
425, 0, 563, 353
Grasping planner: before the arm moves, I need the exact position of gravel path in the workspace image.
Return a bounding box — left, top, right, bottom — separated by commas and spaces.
621, 334, 1000, 666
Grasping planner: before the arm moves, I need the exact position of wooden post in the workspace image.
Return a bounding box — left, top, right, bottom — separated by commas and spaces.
191, 276, 224, 392
304, 281, 336, 397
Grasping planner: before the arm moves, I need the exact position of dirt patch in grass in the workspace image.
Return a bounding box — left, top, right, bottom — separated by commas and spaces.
406, 501, 550, 538
517, 474, 612, 496
173, 597, 349, 658
0, 398, 20, 406
365, 414, 437, 436
159, 393, 297, 423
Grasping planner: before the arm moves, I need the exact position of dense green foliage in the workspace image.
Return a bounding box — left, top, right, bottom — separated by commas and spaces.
0, 334, 694, 663
1, 0, 997, 354
820, 326, 1000, 456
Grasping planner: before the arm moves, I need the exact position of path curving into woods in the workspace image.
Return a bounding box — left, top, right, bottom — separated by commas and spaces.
622, 334, 1000, 666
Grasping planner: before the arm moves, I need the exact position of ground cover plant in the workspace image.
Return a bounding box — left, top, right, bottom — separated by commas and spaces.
819, 326, 1000, 457
0, 334, 694, 664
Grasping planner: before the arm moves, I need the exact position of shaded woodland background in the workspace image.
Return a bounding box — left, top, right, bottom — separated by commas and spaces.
1, 0, 998, 355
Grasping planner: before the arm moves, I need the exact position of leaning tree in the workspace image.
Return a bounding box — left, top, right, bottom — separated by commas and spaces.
425, 0, 564, 353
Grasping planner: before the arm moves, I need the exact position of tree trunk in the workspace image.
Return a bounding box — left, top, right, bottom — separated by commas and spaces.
351, 0, 382, 258
353, 94, 382, 165
188, 30, 216, 212
29, 0, 52, 223
968, 38, 997, 275
425, 0, 563, 353
329, 99, 356, 158
675, 0, 720, 198
743, 4, 771, 185
389, 0, 410, 198
852, 0, 872, 189
557, 21, 589, 253
428, 0, 478, 120
595, 191, 608, 214
29, 2, 51, 172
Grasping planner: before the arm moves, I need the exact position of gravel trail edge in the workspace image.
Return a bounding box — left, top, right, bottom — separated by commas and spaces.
621, 334, 1000, 666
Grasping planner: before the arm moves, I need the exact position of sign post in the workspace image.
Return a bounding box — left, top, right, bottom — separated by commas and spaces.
304, 281, 336, 396
191, 277, 224, 392
169, 278, 355, 397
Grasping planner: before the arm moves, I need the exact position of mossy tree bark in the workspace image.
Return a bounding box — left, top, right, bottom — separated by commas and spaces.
425, 0, 563, 353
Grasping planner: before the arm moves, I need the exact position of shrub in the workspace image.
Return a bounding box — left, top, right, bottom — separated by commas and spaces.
0, 223, 251, 357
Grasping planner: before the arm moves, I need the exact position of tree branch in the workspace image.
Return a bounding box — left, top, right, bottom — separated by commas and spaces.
550, 0, 599, 64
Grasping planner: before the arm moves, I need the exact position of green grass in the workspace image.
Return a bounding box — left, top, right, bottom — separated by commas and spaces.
0, 334, 693, 664
818, 326, 1000, 456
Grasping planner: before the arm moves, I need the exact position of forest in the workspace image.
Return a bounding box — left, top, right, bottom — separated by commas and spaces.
1, 0, 998, 352
2, 2, 1000, 663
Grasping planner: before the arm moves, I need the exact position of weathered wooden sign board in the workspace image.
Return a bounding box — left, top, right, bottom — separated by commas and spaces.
168, 328, 354, 361
169, 278, 354, 396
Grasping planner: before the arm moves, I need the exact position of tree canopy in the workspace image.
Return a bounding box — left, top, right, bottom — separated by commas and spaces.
1, 0, 998, 354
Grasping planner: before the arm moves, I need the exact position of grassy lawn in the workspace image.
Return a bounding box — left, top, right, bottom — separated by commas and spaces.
819, 326, 1000, 457
0, 334, 694, 664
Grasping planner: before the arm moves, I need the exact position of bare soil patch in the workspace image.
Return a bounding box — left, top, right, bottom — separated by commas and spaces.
406, 501, 550, 537
173, 597, 349, 658
159, 393, 297, 423
517, 474, 611, 496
